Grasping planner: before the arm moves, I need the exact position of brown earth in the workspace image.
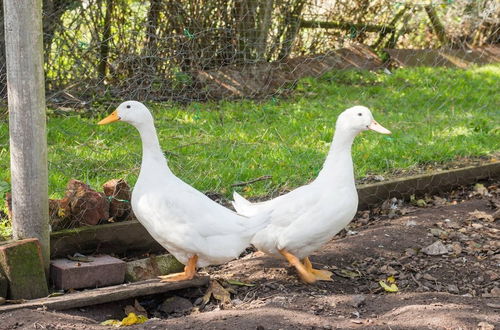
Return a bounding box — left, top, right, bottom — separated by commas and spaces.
0, 182, 499, 329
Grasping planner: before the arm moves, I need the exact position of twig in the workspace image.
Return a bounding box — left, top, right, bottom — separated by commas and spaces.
410, 273, 423, 288
231, 175, 272, 187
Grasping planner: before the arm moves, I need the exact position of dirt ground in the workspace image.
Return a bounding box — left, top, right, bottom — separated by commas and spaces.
0, 182, 499, 329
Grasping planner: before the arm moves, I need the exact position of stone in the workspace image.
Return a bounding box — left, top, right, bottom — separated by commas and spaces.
348, 294, 366, 308
482, 287, 500, 298
0, 238, 49, 299
447, 284, 459, 294
125, 254, 184, 282
421, 240, 448, 256
50, 255, 126, 290
159, 296, 193, 314
477, 322, 494, 330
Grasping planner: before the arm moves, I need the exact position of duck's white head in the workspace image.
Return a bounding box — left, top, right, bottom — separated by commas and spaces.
336, 106, 391, 135
98, 100, 153, 127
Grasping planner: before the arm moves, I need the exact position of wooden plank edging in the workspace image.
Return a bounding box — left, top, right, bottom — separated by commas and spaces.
0, 276, 209, 312
49, 161, 500, 258
357, 161, 499, 208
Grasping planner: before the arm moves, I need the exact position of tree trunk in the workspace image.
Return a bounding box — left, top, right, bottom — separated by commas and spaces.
42, 0, 78, 66
143, 0, 161, 63
424, 5, 449, 46
278, 0, 307, 60
97, 0, 113, 80
3, 0, 50, 272
256, 0, 273, 60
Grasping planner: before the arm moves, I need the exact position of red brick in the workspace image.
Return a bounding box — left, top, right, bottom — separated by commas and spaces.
0, 238, 48, 299
50, 255, 126, 290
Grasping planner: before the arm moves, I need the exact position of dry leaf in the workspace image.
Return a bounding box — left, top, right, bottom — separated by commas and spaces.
202, 280, 231, 305
100, 312, 148, 327
121, 313, 148, 326
379, 277, 399, 293
334, 269, 361, 279
473, 183, 489, 196
226, 279, 255, 287
124, 300, 147, 317
469, 210, 494, 222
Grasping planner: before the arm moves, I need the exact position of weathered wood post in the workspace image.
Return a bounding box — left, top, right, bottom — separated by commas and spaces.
3, 0, 50, 272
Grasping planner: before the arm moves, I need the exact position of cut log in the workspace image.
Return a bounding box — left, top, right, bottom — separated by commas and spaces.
65, 179, 109, 226
102, 179, 132, 221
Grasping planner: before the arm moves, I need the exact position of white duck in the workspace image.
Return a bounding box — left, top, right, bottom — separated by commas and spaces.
98, 101, 269, 282
232, 106, 391, 283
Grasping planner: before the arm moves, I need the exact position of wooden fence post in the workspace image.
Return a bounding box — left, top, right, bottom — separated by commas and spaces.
3, 0, 50, 272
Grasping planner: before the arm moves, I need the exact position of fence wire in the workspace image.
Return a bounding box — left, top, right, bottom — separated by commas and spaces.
0, 0, 499, 234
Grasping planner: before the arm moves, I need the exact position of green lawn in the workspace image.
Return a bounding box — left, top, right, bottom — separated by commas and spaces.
0, 65, 499, 213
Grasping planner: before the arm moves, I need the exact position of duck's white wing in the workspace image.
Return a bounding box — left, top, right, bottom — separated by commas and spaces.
160, 175, 269, 236
232, 183, 318, 224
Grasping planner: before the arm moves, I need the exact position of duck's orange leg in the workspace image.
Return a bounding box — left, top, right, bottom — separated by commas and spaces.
303, 257, 333, 281
158, 255, 198, 282
279, 249, 316, 284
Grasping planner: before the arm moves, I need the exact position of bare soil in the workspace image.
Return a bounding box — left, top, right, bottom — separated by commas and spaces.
0, 182, 499, 330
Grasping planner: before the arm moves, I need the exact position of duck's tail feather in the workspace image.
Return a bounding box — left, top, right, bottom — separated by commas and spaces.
232, 191, 256, 216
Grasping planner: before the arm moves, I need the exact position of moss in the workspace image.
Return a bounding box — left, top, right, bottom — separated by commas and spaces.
0, 239, 48, 299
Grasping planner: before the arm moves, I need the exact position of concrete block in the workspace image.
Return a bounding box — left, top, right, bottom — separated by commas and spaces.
0, 238, 48, 299
50, 255, 126, 290
125, 254, 184, 282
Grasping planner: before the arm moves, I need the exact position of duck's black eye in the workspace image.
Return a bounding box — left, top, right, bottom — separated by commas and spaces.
126, 105, 131, 109
358, 113, 362, 116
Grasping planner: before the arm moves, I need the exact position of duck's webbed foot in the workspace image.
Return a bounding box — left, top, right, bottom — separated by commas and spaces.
278, 249, 317, 284
158, 255, 198, 282
303, 257, 333, 281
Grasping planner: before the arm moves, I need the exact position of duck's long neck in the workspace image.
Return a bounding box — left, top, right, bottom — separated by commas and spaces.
316, 128, 357, 186
136, 121, 173, 179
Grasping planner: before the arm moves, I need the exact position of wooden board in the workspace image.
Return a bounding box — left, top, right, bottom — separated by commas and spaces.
358, 161, 500, 208
0, 276, 209, 312
50, 220, 164, 258
49, 161, 500, 258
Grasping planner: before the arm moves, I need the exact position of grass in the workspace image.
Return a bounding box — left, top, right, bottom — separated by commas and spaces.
0, 65, 499, 227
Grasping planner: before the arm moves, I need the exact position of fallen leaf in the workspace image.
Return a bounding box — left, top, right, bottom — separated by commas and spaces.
47, 292, 65, 298
334, 269, 361, 279
421, 240, 448, 256
124, 299, 147, 317
100, 313, 148, 327
379, 280, 398, 293
101, 319, 122, 326
387, 275, 396, 284
202, 280, 231, 305
67, 253, 93, 263
226, 279, 255, 287
121, 313, 148, 326
473, 183, 488, 196
416, 199, 427, 207
469, 210, 494, 222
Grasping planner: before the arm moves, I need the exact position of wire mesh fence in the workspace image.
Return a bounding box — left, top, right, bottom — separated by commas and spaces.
0, 0, 499, 234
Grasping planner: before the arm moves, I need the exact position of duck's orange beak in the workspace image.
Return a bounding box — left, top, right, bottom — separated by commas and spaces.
368, 120, 391, 134
98, 110, 120, 125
